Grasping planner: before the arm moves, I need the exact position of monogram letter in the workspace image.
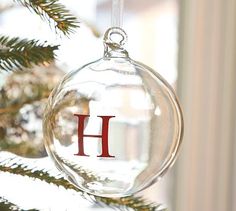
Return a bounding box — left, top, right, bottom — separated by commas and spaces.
74, 114, 115, 158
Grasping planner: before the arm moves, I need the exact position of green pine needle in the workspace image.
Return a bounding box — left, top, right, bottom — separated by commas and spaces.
0, 152, 165, 211
15, 0, 79, 35
0, 197, 38, 211
0, 197, 22, 211
0, 35, 58, 71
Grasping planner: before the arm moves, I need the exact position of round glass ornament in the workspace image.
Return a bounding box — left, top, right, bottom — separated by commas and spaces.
43, 27, 183, 197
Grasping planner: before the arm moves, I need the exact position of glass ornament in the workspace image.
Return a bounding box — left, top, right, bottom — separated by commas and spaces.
43, 26, 183, 197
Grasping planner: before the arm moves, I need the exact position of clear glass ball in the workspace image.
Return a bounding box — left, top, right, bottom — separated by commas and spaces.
43, 27, 183, 197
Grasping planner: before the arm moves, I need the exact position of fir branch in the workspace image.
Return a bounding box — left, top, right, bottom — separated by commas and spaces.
0, 152, 165, 211
0, 197, 39, 211
15, 0, 79, 35
0, 197, 21, 211
0, 35, 58, 71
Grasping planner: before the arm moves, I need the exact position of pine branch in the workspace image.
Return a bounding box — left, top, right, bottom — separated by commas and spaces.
15, 0, 79, 35
0, 197, 21, 211
0, 152, 166, 211
0, 35, 58, 71
0, 197, 39, 211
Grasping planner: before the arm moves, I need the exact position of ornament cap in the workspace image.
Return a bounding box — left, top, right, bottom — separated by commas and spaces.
103, 27, 129, 58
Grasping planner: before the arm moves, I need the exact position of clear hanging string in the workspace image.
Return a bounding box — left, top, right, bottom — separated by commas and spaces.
111, 0, 124, 28
104, 0, 127, 57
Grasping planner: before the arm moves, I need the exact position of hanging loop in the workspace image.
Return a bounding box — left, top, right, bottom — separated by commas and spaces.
104, 27, 127, 47
103, 27, 129, 58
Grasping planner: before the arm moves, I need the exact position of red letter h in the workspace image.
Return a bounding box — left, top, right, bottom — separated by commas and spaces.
74, 114, 115, 158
